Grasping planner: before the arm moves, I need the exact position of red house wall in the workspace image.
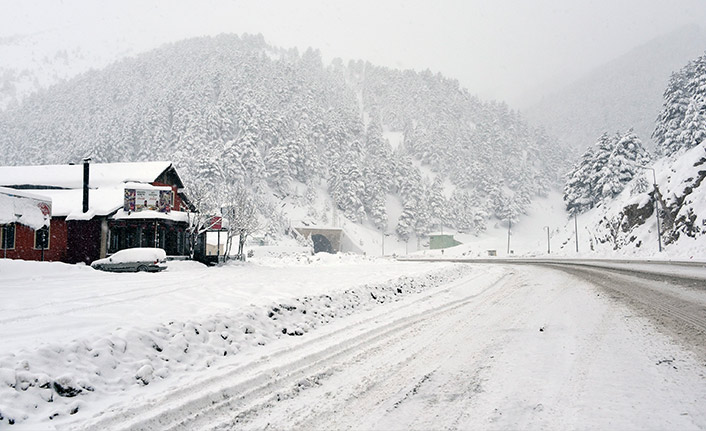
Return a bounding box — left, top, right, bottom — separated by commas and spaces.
2, 218, 67, 262
152, 182, 184, 211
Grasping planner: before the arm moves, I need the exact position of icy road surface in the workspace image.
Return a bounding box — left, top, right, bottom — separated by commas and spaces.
72, 263, 706, 431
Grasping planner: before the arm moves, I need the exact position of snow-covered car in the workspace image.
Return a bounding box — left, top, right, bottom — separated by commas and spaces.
91, 248, 167, 273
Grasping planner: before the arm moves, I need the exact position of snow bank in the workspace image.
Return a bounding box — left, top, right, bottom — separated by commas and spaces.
0, 258, 470, 427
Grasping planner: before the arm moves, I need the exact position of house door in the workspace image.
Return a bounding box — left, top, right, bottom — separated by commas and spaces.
66, 219, 102, 264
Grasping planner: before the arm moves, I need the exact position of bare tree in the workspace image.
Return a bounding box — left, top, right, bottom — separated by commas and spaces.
183, 181, 220, 259
220, 184, 262, 261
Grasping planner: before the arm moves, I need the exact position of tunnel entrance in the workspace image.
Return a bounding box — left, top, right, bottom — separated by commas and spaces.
311, 234, 334, 254
293, 226, 344, 253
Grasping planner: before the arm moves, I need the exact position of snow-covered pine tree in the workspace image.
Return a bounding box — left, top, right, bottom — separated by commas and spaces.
361, 117, 392, 229
328, 141, 366, 223
427, 177, 448, 229
654, 52, 706, 156
564, 139, 600, 215
564, 130, 651, 214
396, 198, 417, 240
264, 142, 292, 193
601, 130, 651, 198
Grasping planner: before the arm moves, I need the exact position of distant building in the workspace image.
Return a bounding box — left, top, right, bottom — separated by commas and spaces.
429, 234, 462, 250
0, 161, 196, 264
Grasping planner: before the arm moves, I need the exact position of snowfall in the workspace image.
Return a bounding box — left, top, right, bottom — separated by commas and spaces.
2, 188, 706, 429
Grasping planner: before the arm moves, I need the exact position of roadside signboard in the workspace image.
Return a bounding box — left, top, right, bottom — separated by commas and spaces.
123, 188, 172, 213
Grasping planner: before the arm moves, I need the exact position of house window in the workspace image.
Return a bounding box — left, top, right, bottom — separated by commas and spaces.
141, 225, 155, 247
1, 224, 15, 250
177, 229, 184, 255
126, 229, 138, 248
34, 226, 50, 249
109, 226, 130, 253
158, 227, 166, 249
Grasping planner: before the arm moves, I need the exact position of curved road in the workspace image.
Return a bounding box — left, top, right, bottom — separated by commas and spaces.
72, 260, 706, 430
539, 261, 706, 358
405, 257, 706, 358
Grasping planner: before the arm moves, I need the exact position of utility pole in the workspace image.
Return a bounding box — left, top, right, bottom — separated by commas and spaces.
381, 229, 385, 256
574, 212, 579, 253
544, 226, 550, 254
507, 219, 512, 255
648, 168, 662, 253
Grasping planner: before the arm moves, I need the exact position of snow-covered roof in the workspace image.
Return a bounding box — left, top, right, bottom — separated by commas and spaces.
124, 182, 172, 191
37, 183, 187, 219
0, 186, 52, 229
111, 209, 190, 223
0, 162, 192, 221
38, 187, 124, 218
0, 161, 174, 189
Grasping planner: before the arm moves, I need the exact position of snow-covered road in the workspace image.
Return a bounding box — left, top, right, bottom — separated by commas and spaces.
71, 263, 706, 431
544, 261, 706, 358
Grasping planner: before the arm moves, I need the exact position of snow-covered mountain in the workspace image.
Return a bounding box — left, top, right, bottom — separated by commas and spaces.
557, 51, 706, 257
0, 34, 566, 243
524, 25, 706, 152
0, 29, 143, 112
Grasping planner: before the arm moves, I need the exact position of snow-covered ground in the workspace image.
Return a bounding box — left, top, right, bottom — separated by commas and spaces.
0, 254, 465, 427
206, 265, 705, 431
1, 253, 706, 429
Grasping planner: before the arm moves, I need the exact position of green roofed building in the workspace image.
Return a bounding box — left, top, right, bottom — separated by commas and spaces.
429, 234, 461, 250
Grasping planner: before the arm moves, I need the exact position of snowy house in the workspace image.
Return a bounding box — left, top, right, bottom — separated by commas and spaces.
0, 161, 195, 264
0, 187, 53, 260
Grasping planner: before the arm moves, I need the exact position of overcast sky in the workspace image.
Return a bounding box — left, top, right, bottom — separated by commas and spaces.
2, 0, 705, 108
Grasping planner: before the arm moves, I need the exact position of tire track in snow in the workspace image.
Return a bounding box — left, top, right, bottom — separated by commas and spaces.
213, 270, 524, 431
286, 270, 531, 431
72, 268, 511, 431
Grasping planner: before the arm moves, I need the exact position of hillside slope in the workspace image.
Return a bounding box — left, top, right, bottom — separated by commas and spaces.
553, 51, 706, 258
0, 34, 565, 242
525, 25, 706, 151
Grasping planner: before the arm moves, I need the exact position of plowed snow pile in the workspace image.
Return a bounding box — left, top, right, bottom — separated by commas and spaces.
0, 254, 469, 427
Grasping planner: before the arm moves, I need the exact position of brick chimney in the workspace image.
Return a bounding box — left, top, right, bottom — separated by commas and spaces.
82, 158, 91, 213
